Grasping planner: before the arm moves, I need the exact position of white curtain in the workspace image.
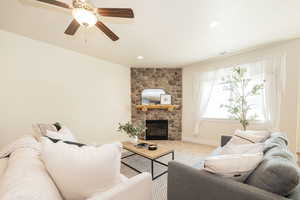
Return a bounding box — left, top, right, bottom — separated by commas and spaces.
262, 54, 286, 130
192, 68, 231, 135
192, 54, 286, 135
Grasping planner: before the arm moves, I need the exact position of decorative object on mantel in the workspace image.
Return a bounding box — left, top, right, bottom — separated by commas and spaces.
160, 94, 172, 105
136, 104, 179, 112
117, 122, 146, 144
141, 89, 166, 105
220, 66, 264, 130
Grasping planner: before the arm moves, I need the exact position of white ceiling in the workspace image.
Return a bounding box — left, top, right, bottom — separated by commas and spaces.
1, 0, 300, 67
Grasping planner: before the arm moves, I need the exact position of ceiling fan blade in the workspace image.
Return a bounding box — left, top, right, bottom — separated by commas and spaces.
95, 21, 119, 41
97, 8, 134, 18
64, 19, 80, 36
36, 0, 71, 9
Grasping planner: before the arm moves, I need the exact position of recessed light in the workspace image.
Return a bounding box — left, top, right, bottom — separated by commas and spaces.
210, 21, 219, 28
137, 56, 144, 60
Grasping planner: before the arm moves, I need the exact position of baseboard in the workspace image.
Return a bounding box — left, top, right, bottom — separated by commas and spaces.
182, 137, 219, 147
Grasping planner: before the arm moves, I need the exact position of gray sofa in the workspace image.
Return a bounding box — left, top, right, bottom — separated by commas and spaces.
168, 133, 300, 200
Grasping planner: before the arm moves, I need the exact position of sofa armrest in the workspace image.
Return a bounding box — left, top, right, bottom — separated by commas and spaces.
221, 135, 232, 147
87, 173, 152, 200
168, 161, 288, 200
0, 158, 8, 178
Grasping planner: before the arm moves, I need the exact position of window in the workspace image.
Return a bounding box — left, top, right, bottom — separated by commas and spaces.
202, 62, 265, 121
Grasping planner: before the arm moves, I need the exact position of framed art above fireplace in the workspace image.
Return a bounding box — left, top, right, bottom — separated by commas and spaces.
141, 89, 166, 105
160, 94, 172, 105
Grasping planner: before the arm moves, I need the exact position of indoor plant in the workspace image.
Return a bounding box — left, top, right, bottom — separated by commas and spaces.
117, 122, 146, 144
220, 66, 264, 130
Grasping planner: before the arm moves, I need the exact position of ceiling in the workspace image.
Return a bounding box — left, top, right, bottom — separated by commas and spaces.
1, 0, 300, 67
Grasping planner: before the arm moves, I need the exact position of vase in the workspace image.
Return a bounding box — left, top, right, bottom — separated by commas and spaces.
130, 136, 139, 145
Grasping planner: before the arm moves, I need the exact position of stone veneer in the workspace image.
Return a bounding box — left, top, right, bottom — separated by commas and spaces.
131, 68, 182, 140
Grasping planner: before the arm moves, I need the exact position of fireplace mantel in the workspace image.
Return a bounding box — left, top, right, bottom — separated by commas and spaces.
136, 105, 179, 112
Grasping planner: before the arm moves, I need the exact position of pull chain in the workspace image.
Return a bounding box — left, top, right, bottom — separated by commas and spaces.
84, 28, 88, 44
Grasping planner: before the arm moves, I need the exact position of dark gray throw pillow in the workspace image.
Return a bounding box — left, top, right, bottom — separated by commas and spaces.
246, 150, 300, 196
44, 136, 86, 147
53, 122, 62, 131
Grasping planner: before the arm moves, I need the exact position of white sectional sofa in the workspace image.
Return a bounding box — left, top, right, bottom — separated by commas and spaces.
0, 136, 152, 200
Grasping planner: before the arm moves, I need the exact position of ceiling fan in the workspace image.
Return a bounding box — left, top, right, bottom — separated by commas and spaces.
35, 0, 134, 41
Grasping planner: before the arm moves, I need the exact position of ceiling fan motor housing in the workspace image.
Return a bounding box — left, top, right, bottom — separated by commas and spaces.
72, 0, 97, 28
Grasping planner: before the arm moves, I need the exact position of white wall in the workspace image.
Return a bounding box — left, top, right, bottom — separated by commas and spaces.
183, 39, 300, 152
0, 30, 131, 147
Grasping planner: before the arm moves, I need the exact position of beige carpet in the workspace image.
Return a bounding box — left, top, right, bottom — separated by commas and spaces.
121, 151, 203, 200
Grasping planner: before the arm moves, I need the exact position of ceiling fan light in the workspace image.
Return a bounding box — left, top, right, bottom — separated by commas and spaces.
72, 8, 97, 28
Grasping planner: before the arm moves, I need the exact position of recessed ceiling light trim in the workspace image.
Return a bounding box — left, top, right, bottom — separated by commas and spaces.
210, 21, 219, 28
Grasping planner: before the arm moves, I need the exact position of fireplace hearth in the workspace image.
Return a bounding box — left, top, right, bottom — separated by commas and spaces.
146, 120, 168, 140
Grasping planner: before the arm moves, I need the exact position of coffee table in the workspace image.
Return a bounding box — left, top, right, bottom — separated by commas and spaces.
121, 141, 174, 180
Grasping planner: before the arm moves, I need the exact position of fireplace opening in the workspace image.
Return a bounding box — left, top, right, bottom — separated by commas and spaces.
146, 120, 168, 140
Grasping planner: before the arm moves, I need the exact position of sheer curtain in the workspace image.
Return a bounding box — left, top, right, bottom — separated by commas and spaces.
262, 54, 286, 130
192, 54, 286, 136
192, 68, 230, 135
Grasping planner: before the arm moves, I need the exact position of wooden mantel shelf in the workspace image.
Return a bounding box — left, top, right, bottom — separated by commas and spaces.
136, 104, 179, 112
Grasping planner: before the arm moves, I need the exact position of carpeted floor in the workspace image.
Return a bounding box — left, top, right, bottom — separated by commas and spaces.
121, 150, 204, 200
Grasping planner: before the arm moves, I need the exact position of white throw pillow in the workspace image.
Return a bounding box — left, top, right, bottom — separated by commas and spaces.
235, 129, 270, 141
40, 137, 122, 200
32, 123, 57, 137
220, 143, 265, 155
46, 127, 77, 142
226, 135, 253, 146
203, 153, 263, 182
227, 130, 270, 146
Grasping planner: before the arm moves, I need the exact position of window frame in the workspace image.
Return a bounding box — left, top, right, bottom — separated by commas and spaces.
201, 64, 266, 122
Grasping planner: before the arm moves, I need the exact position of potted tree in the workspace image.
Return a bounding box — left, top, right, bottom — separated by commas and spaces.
221, 67, 264, 130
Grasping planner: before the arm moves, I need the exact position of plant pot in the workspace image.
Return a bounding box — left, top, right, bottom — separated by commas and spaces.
129, 136, 139, 145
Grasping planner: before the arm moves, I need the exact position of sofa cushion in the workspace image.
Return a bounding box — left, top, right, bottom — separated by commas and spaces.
203, 153, 263, 182
220, 143, 265, 155
246, 150, 300, 196
40, 137, 122, 200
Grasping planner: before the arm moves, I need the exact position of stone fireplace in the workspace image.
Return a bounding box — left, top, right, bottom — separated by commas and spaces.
131, 68, 182, 140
